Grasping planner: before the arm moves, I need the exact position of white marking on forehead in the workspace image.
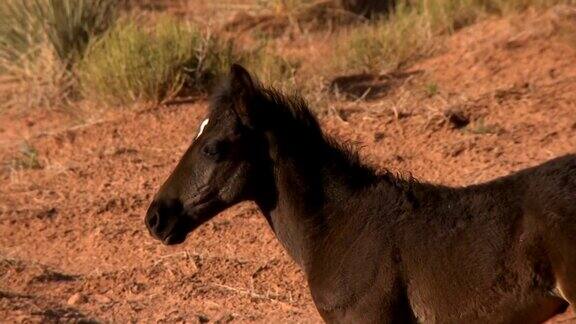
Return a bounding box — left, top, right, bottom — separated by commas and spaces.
196, 118, 209, 139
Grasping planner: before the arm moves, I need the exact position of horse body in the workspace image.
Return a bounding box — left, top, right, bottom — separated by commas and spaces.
257, 114, 575, 322
145, 64, 576, 323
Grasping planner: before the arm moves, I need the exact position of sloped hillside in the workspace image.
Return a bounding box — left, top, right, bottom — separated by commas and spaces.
1, 5, 575, 323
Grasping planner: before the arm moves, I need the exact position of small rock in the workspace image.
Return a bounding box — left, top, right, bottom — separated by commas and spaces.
392, 155, 405, 162
67, 293, 85, 305
215, 313, 235, 323
130, 282, 146, 294
197, 314, 210, 323
93, 294, 112, 303
35, 207, 57, 220
445, 110, 470, 129
445, 143, 466, 157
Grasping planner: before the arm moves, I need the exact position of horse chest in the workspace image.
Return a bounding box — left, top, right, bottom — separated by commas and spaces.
267, 210, 311, 268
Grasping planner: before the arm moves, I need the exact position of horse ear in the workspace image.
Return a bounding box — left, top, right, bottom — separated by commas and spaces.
230, 64, 255, 96
229, 64, 257, 127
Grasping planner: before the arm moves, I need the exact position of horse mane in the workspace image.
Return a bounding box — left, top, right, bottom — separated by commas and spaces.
209, 76, 319, 133
209, 76, 419, 196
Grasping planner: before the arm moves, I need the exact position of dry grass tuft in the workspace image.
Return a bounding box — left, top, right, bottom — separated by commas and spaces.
9, 142, 42, 170
224, 0, 365, 38
0, 0, 118, 110
240, 44, 300, 91
332, 0, 576, 74
332, 0, 485, 73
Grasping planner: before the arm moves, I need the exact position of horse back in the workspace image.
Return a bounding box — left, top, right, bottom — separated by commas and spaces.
397, 154, 576, 322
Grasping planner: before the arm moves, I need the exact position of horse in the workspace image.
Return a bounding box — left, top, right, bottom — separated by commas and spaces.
145, 64, 576, 323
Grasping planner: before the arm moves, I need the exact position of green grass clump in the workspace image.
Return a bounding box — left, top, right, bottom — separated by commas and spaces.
79, 17, 235, 104
79, 17, 302, 105
425, 82, 439, 96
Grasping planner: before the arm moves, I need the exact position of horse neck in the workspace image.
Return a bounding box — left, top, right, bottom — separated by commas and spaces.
255, 124, 392, 271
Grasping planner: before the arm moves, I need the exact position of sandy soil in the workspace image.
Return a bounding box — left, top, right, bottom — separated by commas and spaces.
1, 6, 576, 324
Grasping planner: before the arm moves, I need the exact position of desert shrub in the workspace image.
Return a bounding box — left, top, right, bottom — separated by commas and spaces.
0, 2, 44, 66
0, 0, 118, 109
333, 0, 575, 73
79, 14, 304, 105
334, 2, 436, 72
0, 0, 117, 69
225, 0, 364, 39
10, 142, 42, 170
239, 42, 300, 90
78, 17, 236, 104
39, 0, 118, 66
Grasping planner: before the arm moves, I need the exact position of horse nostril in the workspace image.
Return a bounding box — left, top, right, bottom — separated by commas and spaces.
145, 202, 162, 233
147, 210, 159, 229
145, 199, 184, 239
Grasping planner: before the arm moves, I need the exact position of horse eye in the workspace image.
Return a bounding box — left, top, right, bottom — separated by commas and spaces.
202, 141, 230, 159
202, 143, 219, 157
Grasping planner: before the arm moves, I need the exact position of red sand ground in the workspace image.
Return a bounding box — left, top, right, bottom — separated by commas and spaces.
1, 7, 575, 323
